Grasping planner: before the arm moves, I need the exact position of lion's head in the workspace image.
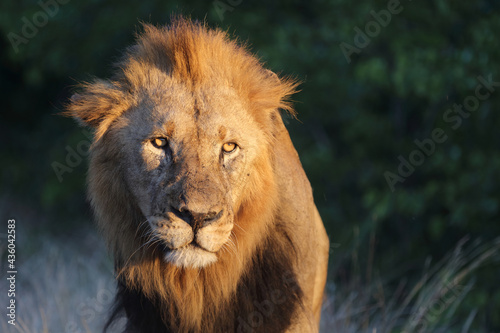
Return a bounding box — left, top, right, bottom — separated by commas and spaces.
117, 76, 272, 268
69, 19, 296, 268
67, 18, 327, 332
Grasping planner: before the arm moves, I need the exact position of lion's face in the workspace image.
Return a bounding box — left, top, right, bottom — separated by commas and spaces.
116, 82, 266, 268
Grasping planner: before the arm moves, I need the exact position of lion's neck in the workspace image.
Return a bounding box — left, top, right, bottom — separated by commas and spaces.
108, 224, 303, 333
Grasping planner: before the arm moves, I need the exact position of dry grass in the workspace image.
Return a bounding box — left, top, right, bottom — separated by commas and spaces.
321, 236, 500, 333
0, 228, 125, 333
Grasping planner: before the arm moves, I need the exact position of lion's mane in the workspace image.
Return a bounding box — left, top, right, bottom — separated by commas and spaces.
67, 18, 325, 333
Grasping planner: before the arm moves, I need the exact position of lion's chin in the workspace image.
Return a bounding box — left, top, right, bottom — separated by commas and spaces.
164, 244, 218, 269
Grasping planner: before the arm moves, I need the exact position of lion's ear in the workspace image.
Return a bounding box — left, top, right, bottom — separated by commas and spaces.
264, 69, 280, 85
261, 69, 299, 118
68, 93, 91, 127
66, 80, 131, 129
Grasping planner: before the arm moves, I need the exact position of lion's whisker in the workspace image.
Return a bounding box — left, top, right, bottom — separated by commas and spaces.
223, 238, 239, 261
227, 238, 237, 253
146, 238, 162, 251
119, 230, 158, 273
228, 231, 240, 254
233, 222, 247, 234
134, 219, 150, 238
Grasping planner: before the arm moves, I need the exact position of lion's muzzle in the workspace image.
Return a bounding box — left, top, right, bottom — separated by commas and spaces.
170, 204, 224, 233
147, 205, 233, 268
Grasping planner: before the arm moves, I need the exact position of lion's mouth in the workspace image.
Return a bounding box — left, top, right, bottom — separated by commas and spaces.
163, 243, 218, 268
147, 212, 233, 269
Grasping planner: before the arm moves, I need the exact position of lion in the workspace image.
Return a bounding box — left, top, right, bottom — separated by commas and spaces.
67, 18, 329, 333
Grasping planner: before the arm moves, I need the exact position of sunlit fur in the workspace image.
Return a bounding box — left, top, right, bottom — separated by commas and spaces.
67, 17, 329, 333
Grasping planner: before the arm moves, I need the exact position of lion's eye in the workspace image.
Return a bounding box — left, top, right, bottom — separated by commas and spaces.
152, 138, 168, 148
222, 142, 237, 153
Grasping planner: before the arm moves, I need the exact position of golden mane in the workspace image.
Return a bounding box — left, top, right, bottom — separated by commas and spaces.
67, 17, 328, 333
106, 156, 288, 332
67, 18, 298, 140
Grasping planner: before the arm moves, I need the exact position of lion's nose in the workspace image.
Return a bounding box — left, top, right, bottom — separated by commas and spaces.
171, 205, 223, 230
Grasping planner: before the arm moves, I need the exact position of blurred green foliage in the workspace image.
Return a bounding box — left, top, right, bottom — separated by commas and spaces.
1, 0, 499, 330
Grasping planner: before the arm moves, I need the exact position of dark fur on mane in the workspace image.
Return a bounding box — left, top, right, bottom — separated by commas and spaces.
104, 223, 303, 333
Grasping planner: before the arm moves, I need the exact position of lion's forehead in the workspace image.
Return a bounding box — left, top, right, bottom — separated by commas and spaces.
141, 79, 245, 117
158, 86, 248, 124
139, 86, 259, 142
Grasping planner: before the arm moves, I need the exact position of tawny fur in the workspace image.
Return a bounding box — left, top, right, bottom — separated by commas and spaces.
67, 17, 329, 333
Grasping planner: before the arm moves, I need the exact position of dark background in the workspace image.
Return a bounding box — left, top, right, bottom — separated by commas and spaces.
1, 0, 499, 331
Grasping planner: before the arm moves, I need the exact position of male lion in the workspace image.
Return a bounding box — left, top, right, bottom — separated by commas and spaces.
67, 18, 329, 333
